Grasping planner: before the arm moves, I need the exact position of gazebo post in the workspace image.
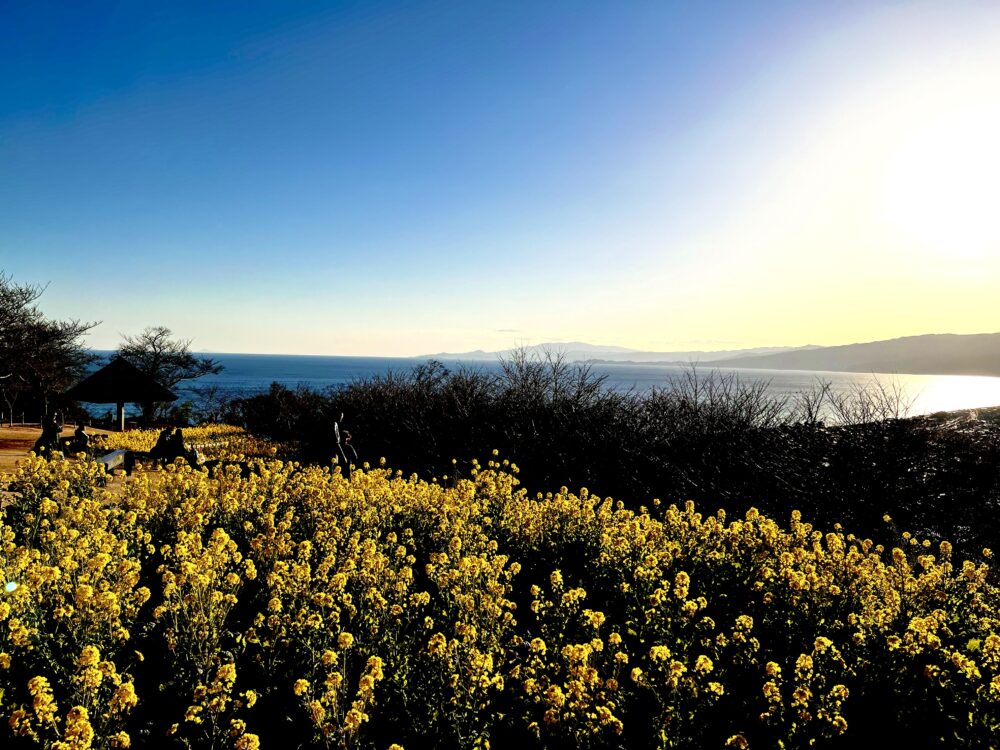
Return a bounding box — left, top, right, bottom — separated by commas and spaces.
117, 402, 125, 432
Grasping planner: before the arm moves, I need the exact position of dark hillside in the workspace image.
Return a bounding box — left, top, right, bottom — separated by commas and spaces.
712, 332, 1000, 376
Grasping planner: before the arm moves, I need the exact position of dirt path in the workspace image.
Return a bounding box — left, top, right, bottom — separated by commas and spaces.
0, 424, 112, 474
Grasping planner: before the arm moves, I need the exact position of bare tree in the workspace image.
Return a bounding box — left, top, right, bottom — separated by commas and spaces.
828, 376, 913, 425
498, 346, 609, 405
118, 326, 223, 423
790, 379, 833, 426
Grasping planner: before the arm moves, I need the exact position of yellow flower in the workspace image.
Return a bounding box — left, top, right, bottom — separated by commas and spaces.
235, 734, 261, 750
649, 645, 671, 662
795, 653, 813, 676
344, 708, 366, 732
674, 571, 691, 599
544, 685, 566, 708
763, 681, 781, 703
814, 636, 833, 653
78, 645, 100, 667
63, 706, 94, 747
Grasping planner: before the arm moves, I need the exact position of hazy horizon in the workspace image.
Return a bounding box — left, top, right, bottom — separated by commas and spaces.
4, 2, 999, 356
68, 329, 999, 362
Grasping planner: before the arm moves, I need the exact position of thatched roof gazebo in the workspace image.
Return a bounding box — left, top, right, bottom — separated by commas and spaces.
65, 357, 177, 430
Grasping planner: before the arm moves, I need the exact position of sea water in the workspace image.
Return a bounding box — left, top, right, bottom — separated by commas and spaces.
147, 352, 1000, 418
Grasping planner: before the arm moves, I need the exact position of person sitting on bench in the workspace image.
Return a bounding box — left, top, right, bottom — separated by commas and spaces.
71, 423, 90, 454
32, 415, 61, 458
168, 428, 201, 468
149, 427, 174, 463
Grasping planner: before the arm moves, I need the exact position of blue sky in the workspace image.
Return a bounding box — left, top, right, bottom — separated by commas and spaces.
3, 1, 999, 355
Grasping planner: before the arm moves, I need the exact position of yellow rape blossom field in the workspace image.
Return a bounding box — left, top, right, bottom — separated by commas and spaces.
2, 428, 1000, 749
92, 425, 287, 462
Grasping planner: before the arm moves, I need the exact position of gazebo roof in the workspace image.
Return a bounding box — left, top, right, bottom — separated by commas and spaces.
64, 357, 178, 404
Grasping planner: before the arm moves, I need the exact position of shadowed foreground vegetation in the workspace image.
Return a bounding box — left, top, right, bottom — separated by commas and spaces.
229, 355, 1000, 555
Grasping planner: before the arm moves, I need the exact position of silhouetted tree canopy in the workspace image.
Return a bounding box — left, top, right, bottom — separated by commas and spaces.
118, 325, 222, 422
0, 271, 97, 419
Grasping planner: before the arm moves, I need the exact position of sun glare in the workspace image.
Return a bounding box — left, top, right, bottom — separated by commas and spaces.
906, 374, 1000, 416
881, 106, 1000, 263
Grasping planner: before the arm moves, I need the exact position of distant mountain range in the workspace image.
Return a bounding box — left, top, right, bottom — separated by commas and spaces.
425, 333, 1000, 377
423, 341, 818, 363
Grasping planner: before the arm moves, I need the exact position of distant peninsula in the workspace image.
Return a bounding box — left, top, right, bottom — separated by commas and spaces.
708, 332, 1000, 377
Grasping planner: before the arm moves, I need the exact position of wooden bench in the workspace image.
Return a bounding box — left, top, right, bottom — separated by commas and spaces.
93, 441, 229, 476
97, 449, 128, 473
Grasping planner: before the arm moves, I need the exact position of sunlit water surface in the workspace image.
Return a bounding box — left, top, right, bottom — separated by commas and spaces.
86, 353, 1000, 420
